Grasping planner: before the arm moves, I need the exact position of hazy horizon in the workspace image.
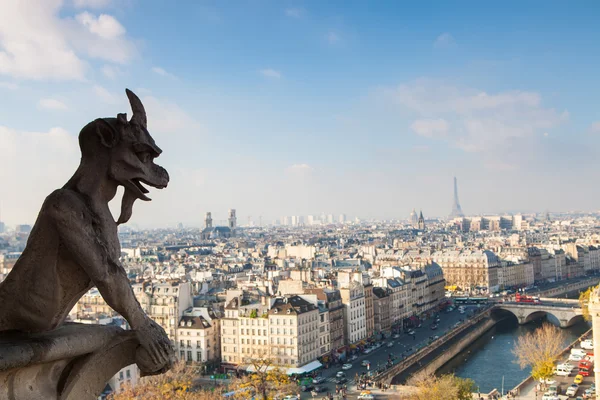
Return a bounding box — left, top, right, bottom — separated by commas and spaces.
1, 1, 599, 228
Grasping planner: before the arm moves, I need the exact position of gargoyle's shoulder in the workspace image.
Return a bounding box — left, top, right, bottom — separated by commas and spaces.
43, 189, 90, 219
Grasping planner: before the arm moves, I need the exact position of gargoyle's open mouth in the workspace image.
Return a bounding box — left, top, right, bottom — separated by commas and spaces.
125, 178, 164, 202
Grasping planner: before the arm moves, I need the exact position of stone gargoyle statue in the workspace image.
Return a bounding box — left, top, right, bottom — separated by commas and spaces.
0, 89, 174, 377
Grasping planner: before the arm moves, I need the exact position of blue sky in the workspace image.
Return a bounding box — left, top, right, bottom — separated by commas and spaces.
1, 0, 599, 227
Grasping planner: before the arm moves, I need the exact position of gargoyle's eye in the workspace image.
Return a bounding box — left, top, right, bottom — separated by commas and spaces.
136, 152, 151, 163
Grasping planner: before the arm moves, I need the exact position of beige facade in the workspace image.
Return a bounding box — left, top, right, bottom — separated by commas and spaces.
433, 250, 499, 293
364, 283, 375, 338
220, 293, 320, 369
176, 307, 221, 365
340, 281, 366, 345
133, 280, 193, 343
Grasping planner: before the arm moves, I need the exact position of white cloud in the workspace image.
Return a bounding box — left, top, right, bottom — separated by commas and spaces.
410, 118, 449, 138
388, 79, 568, 152
326, 31, 340, 45
285, 8, 304, 18
141, 95, 202, 135
260, 68, 282, 79
434, 32, 455, 48
0, 125, 79, 225
286, 164, 313, 175
591, 121, 600, 133
72, 0, 111, 8
39, 98, 69, 111
0, 0, 135, 81
101, 64, 121, 79
0, 81, 18, 90
93, 84, 121, 104
76, 12, 125, 39
152, 67, 177, 79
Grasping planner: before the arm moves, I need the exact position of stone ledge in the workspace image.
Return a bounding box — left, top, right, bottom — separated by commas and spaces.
0, 323, 139, 400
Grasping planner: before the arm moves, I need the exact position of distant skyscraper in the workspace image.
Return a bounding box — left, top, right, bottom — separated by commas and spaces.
339, 214, 346, 224
205, 212, 213, 228
327, 214, 334, 224
307, 215, 315, 225
449, 177, 465, 218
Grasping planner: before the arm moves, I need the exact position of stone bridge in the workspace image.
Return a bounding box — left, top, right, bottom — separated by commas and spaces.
493, 299, 584, 328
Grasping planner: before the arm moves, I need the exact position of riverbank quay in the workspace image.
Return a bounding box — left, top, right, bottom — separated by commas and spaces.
531, 276, 600, 298
500, 328, 594, 399
373, 305, 497, 385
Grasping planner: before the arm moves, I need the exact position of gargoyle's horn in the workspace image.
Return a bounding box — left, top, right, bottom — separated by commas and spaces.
125, 88, 147, 129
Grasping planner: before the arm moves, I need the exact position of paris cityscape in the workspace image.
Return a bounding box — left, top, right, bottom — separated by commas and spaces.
1, 1, 600, 400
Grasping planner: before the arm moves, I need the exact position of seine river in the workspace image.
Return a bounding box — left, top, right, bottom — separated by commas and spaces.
437, 316, 590, 393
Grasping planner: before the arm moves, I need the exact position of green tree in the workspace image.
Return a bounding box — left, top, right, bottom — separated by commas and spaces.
512, 323, 565, 381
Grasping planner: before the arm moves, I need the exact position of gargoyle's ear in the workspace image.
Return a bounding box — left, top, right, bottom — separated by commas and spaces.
96, 119, 119, 148
117, 113, 128, 125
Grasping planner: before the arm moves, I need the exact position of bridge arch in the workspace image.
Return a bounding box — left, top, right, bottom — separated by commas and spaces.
493, 304, 583, 328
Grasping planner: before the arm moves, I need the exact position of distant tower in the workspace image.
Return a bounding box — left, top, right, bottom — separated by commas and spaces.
228, 209, 237, 230
205, 212, 213, 229
449, 177, 465, 218
410, 209, 418, 227
418, 210, 425, 230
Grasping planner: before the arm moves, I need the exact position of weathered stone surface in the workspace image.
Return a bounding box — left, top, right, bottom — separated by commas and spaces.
0, 89, 174, 398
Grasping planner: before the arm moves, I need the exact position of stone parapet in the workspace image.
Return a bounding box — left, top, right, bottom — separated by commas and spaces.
0, 323, 139, 400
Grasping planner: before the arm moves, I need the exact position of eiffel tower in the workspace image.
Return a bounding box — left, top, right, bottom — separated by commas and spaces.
449, 177, 464, 218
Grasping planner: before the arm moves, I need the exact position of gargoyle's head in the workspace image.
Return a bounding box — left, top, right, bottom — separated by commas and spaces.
77, 89, 169, 225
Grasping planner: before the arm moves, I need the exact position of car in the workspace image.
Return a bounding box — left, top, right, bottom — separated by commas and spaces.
569, 353, 584, 361
581, 340, 594, 350
393, 334, 401, 339
301, 385, 314, 392
363, 348, 372, 354
350, 354, 358, 361
312, 376, 325, 384
361, 360, 370, 367
357, 394, 375, 400
387, 342, 394, 348
541, 393, 559, 400
336, 371, 346, 378
566, 384, 579, 396
313, 386, 327, 393
433, 335, 440, 340
282, 396, 299, 400
408, 330, 415, 335
574, 374, 584, 384
431, 324, 438, 330
342, 363, 352, 370
336, 377, 348, 384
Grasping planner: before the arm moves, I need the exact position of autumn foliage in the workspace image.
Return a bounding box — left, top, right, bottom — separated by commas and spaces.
407, 371, 476, 400
108, 362, 224, 400
512, 322, 565, 380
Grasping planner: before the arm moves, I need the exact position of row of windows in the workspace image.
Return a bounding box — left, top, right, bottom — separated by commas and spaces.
179, 339, 210, 347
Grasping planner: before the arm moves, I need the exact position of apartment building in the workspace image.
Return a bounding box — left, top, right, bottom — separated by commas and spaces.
176, 307, 221, 366
433, 249, 500, 293
133, 280, 193, 343
339, 280, 366, 344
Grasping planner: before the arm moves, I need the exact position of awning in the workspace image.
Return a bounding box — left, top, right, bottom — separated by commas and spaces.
286, 360, 323, 376
246, 364, 285, 373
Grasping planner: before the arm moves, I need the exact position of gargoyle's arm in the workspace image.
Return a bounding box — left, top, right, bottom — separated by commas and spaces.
47, 190, 149, 330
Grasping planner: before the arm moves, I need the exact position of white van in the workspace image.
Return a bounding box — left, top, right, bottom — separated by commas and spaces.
555, 365, 571, 376
571, 348, 587, 357
581, 339, 593, 350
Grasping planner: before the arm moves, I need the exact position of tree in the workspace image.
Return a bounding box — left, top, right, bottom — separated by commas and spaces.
512, 322, 565, 381
108, 362, 224, 400
579, 285, 599, 321
407, 371, 475, 400
230, 358, 295, 400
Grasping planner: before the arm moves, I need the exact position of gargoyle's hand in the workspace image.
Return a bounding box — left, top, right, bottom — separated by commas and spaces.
135, 318, 175, 375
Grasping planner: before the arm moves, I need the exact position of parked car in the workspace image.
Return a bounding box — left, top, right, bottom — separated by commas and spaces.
570, 353, 584, 361
574, 374, 584, 384
342, 363, 353, 370
312, 376, 325, 384
581, 339, 593, 350
566, 384, 579, 397
361, 360, 371, 367
282, 396, 299, 400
